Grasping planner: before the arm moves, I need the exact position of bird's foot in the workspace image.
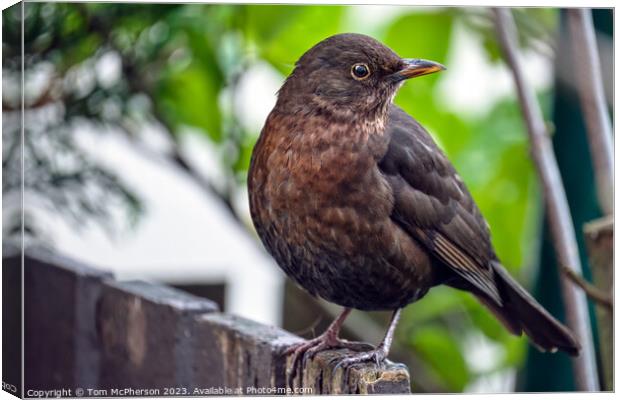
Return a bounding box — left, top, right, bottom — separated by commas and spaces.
285, 335, 371, 389
330, 346, 389, 389
332, 346, 387, 371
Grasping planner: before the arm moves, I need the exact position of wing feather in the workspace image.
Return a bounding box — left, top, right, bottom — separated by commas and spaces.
380, 105, 502, 305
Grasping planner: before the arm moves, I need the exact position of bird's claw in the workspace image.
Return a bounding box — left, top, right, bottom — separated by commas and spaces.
285, 337, 323, 389
285, 338, 373, 390
330, 347, 388, 388
335, 347, 387, 369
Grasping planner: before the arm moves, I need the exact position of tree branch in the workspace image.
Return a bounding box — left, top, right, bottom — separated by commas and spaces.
567, 9, 614, 215
559, 264, 612, 310
492, 8, 599, 391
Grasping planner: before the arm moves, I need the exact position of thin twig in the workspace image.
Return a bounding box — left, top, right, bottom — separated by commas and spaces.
567, 9, 614, 215
560, 264, 613, 310
493, 8, 599, 391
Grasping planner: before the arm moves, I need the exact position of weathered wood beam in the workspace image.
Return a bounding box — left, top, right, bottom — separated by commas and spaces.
583, 216, 613, 391
7, 247, 411, 395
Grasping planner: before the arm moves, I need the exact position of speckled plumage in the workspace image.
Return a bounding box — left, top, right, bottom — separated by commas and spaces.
250, 106, 436, 310
248, 33, 580, 356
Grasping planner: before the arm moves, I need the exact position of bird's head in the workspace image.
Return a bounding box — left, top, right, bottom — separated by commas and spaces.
276, 33, 445, 120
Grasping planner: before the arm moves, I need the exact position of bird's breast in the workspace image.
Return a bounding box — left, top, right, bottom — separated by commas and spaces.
248, 111, 436, 310
250, 112, 395, 252
267, 114, 391, 218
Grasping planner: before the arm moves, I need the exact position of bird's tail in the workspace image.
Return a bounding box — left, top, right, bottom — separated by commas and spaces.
475, 262, 581, 356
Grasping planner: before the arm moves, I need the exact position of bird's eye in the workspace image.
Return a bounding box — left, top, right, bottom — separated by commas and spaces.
351, 63, 370, 80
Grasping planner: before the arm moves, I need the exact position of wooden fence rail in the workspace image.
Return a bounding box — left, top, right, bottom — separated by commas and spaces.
2, 246, 411, 397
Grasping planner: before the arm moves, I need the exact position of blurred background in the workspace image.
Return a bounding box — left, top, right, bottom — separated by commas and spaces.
2, 3, 613, 393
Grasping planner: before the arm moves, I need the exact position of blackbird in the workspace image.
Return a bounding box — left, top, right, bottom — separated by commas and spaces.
248, 33, 580, 376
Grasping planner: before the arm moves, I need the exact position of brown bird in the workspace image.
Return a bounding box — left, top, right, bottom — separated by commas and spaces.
248, 33, 580, 378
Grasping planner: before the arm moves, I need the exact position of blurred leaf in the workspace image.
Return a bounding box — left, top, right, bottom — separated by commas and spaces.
158, 62, 223, 140
482, 35, 503, 62
61, 7, 85, 36
411, 325, 470, 392
461, 8, 558, 62
401, 286, 466, 327
502, 335, 528, 367
62, 33, 101, 69
245, 5, 346, 74
386, 11, 472, 157
462, 294, 506, 341
461, 96, 540, 270
513, 8, 558, 51
384, 10, 454, 79
232, 131, 258, 176
243, 5, 306, 44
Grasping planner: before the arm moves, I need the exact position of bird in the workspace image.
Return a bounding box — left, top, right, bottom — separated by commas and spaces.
248, 33, 580, 381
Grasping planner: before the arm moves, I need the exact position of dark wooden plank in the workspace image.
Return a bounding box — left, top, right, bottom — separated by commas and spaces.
2, 245, 23, 397
96, 280, 219, 391
22, 247, 112, 392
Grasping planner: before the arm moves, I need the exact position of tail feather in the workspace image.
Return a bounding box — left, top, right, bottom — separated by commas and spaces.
456, 261, 581, 356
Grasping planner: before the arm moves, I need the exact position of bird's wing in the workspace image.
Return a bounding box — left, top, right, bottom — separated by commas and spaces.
379, 105, 502, 304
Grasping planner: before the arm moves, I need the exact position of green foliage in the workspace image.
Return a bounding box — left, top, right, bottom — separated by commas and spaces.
461, 8, 558, 62
245, 5, 346, 74
411, 324, 470, 391
385, 10, 455, 69
3, 3, 560, 392
159, 62, 223, 140
459, 97, 540, 271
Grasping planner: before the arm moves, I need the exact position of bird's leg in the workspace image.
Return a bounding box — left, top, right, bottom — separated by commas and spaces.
332, 308, 402, 380
285, 307, 372, 388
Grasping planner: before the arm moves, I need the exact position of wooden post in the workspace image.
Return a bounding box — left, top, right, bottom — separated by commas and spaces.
193, 312, 411, 395
295, 348, 410, 394
583, 217, 613, 390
